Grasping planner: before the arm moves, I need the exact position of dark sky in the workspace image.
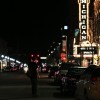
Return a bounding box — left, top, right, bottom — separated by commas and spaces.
0, 0, 94, 56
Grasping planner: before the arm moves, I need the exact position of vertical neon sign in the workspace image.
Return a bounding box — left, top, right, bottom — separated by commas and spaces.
78, 0, 90, 42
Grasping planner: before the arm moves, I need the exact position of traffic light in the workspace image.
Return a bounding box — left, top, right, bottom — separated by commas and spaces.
31, 54, 34, 57
29, 53, 40, 63
30, 54, 34, 62
37, 54, 40, 57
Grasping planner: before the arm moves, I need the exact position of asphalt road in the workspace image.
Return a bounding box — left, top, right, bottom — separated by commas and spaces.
0, 71, 74, 100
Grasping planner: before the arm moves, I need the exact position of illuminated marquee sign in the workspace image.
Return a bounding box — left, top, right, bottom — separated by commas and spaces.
77, 47, 97, 54
81, 0, 87, 41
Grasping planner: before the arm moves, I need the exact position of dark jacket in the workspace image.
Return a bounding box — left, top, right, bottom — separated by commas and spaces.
27, 62, 38, 78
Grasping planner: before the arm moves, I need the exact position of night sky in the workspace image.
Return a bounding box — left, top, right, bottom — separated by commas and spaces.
0, 0, 94, 56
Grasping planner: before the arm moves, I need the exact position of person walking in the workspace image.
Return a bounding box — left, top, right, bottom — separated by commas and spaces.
26, 61, 39, 97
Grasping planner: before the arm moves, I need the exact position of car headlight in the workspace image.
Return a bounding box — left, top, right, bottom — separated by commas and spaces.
23, 67, 28, 73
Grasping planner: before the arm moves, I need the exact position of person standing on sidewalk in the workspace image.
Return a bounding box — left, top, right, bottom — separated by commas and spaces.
26, 61, 39, 97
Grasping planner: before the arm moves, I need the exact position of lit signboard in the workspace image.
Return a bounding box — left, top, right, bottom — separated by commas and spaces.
78, 0, 90, 42
77, 47, 97, 54
81, 1, 87, 41
40, 57, 47, 59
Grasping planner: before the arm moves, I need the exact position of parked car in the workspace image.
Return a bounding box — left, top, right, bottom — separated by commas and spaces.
74, 64, 100, 100
48, 66, 59, 78
54, 62, 80, 85
3, 66, 12, 72
10, 66, 19, 72
60, 66, 86, 94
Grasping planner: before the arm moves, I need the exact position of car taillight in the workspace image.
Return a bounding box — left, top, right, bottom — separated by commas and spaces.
91, 77, 97, 84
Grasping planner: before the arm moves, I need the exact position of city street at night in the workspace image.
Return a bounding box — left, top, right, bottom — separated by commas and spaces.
0, 0, 100, 100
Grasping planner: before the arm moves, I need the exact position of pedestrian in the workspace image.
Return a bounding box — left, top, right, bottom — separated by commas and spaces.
26, 61, 39, 97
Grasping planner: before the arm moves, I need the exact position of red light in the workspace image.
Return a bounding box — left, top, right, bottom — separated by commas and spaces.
91, 77, 97, 84
37, 54, 40, 57
34, 59, 38, 63
31, 54, 34, 57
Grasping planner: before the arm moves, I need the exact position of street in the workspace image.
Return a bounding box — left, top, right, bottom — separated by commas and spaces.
0, 71, 74, 100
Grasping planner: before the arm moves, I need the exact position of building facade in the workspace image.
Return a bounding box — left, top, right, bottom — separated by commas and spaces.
93, 0, 100, 64
73, 0, 100, 66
